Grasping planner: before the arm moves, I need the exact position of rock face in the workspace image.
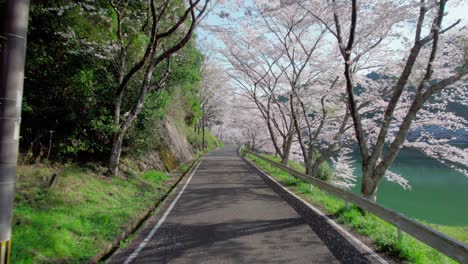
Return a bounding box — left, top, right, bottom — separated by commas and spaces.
158, 118, 194, 171
122, 117, 195, 174
129, 151, 166, 173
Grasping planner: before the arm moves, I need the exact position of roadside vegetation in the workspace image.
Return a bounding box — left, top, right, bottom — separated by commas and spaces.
245, 152, 467, 264
12, 164, 170, 263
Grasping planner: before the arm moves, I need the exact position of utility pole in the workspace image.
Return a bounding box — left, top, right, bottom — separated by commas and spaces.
0, 0, 31, 263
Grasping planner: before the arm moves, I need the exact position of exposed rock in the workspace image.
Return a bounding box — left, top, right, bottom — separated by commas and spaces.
158, 118, 194, 170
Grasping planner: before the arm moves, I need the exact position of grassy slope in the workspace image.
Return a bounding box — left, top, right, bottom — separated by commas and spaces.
11, 129, 222, 264
12, 165, 172, 264
245, 153, 467, 264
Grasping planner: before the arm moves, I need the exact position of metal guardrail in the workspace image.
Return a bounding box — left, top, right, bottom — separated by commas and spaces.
245, 151, 468, 263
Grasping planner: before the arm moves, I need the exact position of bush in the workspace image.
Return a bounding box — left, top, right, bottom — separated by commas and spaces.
317, 161, 333, 181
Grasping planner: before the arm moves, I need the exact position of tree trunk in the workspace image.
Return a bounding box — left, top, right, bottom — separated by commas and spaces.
304, 158, 311, 175
108, 66, 153, 176
280, 155, 289, 165
280, 135, 290, 164
305, 163, 312, 175
280, 137, 291, 165
280, 126, 295, 165
108, 132, 124, 176
307, 163, 320, 178
361, 170, 378, 201
113, 92, 123, 126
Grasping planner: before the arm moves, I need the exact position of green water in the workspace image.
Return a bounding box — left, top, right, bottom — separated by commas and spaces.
350, 148, 468, 226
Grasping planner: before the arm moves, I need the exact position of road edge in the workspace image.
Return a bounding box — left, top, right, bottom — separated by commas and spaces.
121, 160, 203, 264
89, 158, 201, 264
241, 154, 390, 264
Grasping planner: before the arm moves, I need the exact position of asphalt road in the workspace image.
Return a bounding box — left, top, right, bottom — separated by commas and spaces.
108, 145, 382, 264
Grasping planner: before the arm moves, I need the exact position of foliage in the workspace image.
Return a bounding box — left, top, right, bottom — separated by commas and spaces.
123, 41, 205, 157
21, 2, 211, 163
22, 3, 116, 161
315, 160, 332, 182
123, 90, 170, 156
166, 42, 205, 127
330, 148, 357, 189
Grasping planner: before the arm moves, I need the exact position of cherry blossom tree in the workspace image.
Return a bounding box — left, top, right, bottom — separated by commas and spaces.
318, 0, 467, 199
215, 2, 357, 176
331, 148, 357, 190
218, 26, 297, 164
258, 3, 359, 177
218, 92, 272, 149
198, 54, 230, 134
205, 0, 466, 195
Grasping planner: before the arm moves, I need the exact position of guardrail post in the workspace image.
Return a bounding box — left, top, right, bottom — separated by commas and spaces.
398, 228, 403, 244
346, 202, 350, 210
0, 241, 11, 264
309, 184, 313, 192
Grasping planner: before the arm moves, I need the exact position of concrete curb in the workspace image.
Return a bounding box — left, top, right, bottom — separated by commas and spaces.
241, 153, 390, 264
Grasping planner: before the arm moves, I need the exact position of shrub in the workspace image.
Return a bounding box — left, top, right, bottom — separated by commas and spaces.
317, 161, 333, 181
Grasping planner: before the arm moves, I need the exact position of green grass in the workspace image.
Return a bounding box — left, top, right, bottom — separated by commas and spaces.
142, 170, 169, 182
179, 165, 190, 172
245, 152, 466, 264
12, 164, 171, 264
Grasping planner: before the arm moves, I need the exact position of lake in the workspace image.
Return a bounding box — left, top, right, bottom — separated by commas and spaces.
350, 148, 468, 226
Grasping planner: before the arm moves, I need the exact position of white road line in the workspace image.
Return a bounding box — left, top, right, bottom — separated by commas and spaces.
247, 159, 389, 264
123, 161, 203, 264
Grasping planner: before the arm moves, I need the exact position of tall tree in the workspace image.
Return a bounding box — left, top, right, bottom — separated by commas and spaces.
107, 0, 211, 175
258, 3, 355, 177
328, 0, 467, 199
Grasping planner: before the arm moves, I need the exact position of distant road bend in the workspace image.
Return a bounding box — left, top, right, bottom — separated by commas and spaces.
109, 145, 388, 264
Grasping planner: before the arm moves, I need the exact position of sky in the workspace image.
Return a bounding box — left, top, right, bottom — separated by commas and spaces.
196, 0, 468, 63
